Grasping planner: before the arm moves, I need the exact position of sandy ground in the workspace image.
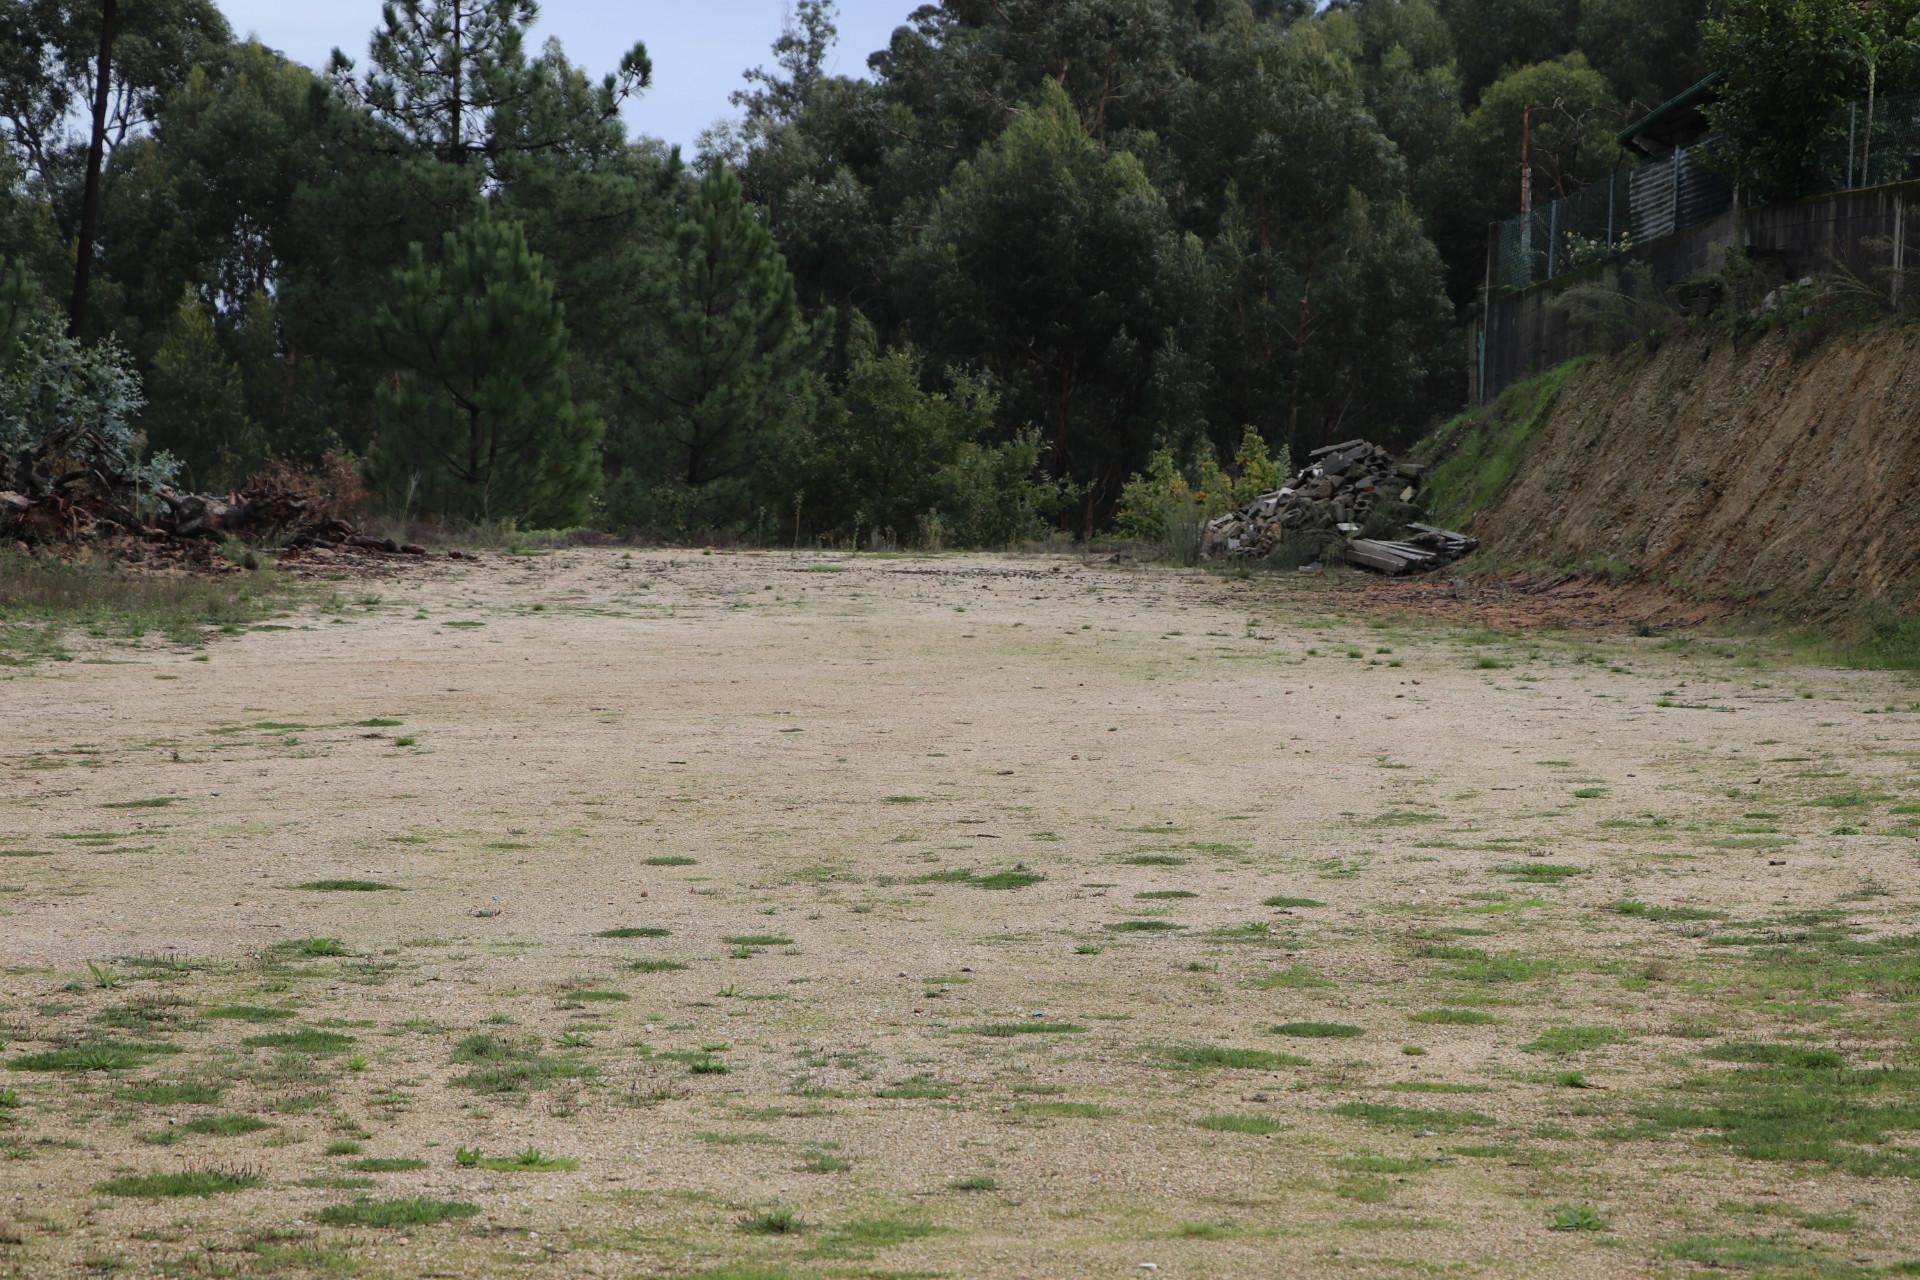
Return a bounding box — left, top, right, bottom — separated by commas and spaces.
1, 549, 1917, 1279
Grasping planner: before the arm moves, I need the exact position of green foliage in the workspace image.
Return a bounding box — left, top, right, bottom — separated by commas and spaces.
797, 337, 1055, 547
0, 256, 41, 360
1413, 357, 1588, 527
145, 287, 261, 490
1115, 429, 1291, 548
605, 164, 816, 536
97, 1168, 261, 1198
0, 318, 174, 492
371, 209, 600, 526
1462, 54, 1622, 220
314, 1197, 479, 1227
906, 79, 1173, 513
1704, 0, 1920, 201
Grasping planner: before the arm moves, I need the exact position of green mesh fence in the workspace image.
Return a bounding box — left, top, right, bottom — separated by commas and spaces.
1491, 145, 1733, 293
1817, 96, 1920, 191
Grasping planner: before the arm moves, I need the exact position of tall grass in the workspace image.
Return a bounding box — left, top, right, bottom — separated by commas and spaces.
0, 550, 284, 654
1413, 357, 1589, 529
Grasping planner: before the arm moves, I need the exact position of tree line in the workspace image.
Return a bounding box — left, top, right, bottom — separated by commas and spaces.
4, 0, 1879, 544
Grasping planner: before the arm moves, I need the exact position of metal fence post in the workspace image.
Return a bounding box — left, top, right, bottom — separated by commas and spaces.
1671, 148, 1682, 237
1848, 103, 1858, 189
1547, 202, 1558, 281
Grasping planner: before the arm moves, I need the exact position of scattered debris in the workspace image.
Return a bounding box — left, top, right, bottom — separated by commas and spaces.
1, 423, 432, 569
1202, 438, 1477, 574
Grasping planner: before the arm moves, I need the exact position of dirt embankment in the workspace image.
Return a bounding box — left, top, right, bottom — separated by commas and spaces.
1464, 325, 1920, 613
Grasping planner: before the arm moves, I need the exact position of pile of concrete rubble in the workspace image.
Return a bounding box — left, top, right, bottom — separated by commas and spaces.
1202, 438, 1478, 574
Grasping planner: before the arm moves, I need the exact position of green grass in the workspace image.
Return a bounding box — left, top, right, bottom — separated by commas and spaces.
740, 1208, 805, 1235
968, 1022, 1085, 1037
157, 1114, 271, 1141
1334, 1102, 1492, 1131
1700, 1042, 1846, 1070
949, 1174, 998, 1191
1263, 896, 1324, 908
1105, 920, 1185, 933
241, 1029, 355, 1056
1841, 608, 1920, 670
448, 1033, 595, 1093
0, 550, 288, 653
205, 1005, 295, 1023
643, 855, 698, 866
1413, 358, 1589, 527
454, 1145, 578, 1172
121, 1081, 223, 1105
630, 959, 689, 973
1495, 862, 1586, 882
1195, 1113, 1283, 1135
295, 880, 400, 892
1334, 1155, 1437, 1174
1409, 1009, 1498, 1025
722, 934, 792, 947
97, 1168, 262, 1198
1549, 1205, 1607, 1232
1253, 964, 1333, 990
1119, 854, 1187, 866
315, 1197, 480, 1227
1609, 900, 1727, 923
1522, 1026, 1628, 1054
1272, 1022, 1364, 1039
973, 869, 1044, 890
346, 1157, 429, 1172
1161, 1045, 1307, 1071
1634, 1053, 1920, 1176
561, 989, 630, 1003
596, 926, 671, 938
917, 867, 1044, 890
10, 1043, 164, 1072
1012, 1101, 1115, 1119
101, 797, 178, 810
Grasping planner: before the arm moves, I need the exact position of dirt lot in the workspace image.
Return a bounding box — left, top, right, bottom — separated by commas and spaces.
2, 549, 1918, 1279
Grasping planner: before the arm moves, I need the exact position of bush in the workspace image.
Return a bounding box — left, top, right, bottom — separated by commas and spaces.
0, 318, 176, 498
1113, 428, 1290, 557
791, 341, 1059, 549
926, 430, 1057, 548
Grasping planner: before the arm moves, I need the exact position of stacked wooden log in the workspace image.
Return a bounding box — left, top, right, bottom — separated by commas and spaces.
1202, 440, 1478, 574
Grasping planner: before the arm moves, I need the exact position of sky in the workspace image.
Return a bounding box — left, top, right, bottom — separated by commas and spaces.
214, 0, 917, 150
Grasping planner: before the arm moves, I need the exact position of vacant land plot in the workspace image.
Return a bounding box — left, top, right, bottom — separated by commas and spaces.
2, 549, 1918, 1279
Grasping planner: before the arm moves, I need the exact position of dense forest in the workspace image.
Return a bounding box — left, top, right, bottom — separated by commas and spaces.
0, 0, 1894, 543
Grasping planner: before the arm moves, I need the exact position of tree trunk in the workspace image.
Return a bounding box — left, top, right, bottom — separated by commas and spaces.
1864, 61, 1877, 185
449, 0, 465, 164
67, 0, 118, 338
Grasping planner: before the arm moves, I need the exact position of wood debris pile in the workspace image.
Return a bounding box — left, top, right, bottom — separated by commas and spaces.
1202, 438, 1478, 574
1, 424, 433, 566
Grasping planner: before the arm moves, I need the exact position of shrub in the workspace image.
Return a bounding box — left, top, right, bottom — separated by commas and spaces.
0, 318, 174, 498
1113, 428, 1289, 556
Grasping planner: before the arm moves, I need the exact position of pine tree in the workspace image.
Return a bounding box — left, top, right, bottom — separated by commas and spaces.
147, 285, 260, 489
330, 0, 649, 178
611, 165, 816, 528
372, 209, 600, 526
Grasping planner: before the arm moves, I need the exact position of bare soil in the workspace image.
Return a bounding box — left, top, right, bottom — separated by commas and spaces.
1477, 325, 1920, 612
2, 549, 1916, 1279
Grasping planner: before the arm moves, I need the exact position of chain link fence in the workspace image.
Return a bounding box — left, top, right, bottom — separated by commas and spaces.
1492, 96, 1920, 294
1491, 144, 1733, 293
1816, 95, 1920, 191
